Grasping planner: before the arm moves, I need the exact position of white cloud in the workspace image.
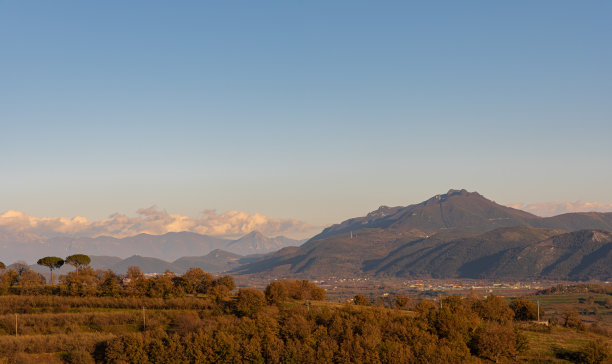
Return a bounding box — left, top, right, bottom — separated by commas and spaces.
508, 201, 612, 217
0, 207, 315, 239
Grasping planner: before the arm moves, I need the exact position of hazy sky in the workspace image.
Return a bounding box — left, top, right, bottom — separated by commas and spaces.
1, 1, 611, 231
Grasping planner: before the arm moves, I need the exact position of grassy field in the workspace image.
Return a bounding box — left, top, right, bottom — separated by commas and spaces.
513, 293, 612, 330
517, 324, 612, 363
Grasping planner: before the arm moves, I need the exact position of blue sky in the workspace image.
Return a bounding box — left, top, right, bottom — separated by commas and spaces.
1, 1, 611, 230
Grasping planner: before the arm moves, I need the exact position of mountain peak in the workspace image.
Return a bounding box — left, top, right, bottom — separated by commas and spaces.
223, 231, 302, 255
423, 189, 485, 205
366, 205, 401, 219
242, 231, 266, 239
446, 188, 471, 196
310, 189, 536, 242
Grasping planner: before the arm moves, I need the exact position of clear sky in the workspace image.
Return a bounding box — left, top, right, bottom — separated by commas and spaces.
1, 1, 611, 231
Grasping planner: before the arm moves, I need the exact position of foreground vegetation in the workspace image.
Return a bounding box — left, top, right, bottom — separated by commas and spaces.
0, 292, 609, 363
0, 262, 610, 363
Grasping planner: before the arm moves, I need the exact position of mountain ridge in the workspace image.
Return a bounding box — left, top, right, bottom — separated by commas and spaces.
308, 189, 538, 243
236, 190, 612, 280
0, 230, 303, 264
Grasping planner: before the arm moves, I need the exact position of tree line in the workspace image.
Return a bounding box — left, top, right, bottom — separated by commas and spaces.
0, 255, 326, 304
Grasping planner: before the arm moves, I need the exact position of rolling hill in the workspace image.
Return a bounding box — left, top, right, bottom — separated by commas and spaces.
173, 249, 264, 273
109, 255, 183, 275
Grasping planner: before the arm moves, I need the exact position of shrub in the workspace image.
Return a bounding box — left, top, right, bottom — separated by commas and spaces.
588, 322, 610, 337
263, 279, 326, 302
510, 299, 538, 321
473, 295, 514, 324
234, 288, 266, 317
265, 281, 288, 305
147, 272, 177, 298
353, 294, 370, 306
470, 322, 518, 361
576, 338, 610, 364
563, 309, 585, 331
64, 349, 94, 364
98, 270, 121, 297
169, 313, 202, 335
59, 267, 100, 297
0, 333, 114, 357
179, 268, 214, 294
395, 294, 410, 310
104, 334, 148, 363
214, 275, 236, 292
554, 338, 610, 363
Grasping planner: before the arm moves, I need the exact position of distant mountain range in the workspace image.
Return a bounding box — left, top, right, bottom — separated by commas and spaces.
8, 190, 612, 281
0, 230, 303, 264
29, 248, 266, 279
235, 190, 612, 281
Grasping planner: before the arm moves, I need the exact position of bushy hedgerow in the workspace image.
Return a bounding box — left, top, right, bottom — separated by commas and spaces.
264, 279, 325, 305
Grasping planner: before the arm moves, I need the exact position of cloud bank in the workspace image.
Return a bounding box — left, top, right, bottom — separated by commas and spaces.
0, 207, 315, 239
508, 201, 612, 217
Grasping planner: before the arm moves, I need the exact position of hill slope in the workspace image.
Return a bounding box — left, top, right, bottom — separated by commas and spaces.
173, 249, 263, 273
490, 229, 612, 280
109, 255, 183, 275
236, 190, 612, 279
364, 226, 563, 278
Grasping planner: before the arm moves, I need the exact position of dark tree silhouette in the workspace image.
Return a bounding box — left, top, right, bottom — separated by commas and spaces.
37, 256, 64, 284
0, 261, 5, 270
510, 299, 538, 321
395, 294, 410, 310
354, 294, 371, 306
65, 254, 91, 274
